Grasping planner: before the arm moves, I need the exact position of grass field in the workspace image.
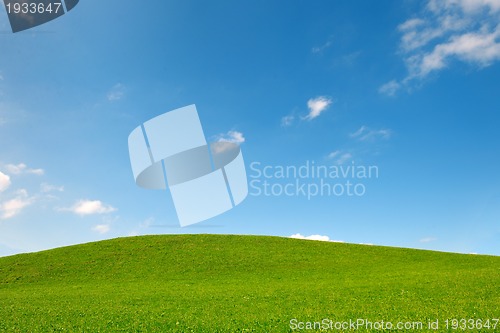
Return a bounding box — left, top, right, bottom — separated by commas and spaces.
0, 235, 498, 332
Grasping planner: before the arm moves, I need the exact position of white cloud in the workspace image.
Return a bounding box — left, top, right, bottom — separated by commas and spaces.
0, 190, 33, 220
0, 198, 31, 219
216, 130, 245, 144
327, 150, 341, 159
62, 200, 116, 216
4, 163, 44, 176
290, 233, 344, 243
312, 40, 333, 53
40, 183, 64, 193
428, 0, 500, 14
304, 96, 332, 120
0, 171, 10, 192
281, 114, 295, 127
412, 27, 500, 77
335, 153, 353, 165
29, 169, 44, 175
419, 237, 437, 243
326, 150, 353, 165
107, 83, 126, 101
386, 0, 500, 91
378, 80, 401, 96
350, 126, 392, 141
399, 18, 426, 32
398, 15, 468, 52
15, 189, 28, 197
92, 224, 111, 234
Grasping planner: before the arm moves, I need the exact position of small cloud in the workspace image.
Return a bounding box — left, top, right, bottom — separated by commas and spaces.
378, 80, 401, 96
350, 126, 392, 141
107, 83, 126, 101
128, 217, 155, 236
335, 153, 353, 165
0, 171, 10, 192
326, 150, 341, 160
29, 169, 44, 176
326, 150, 353, 165
290, 233, 344, 243
15, 189, 28, 197
304, 96, 332, 121
61, 200, 116, 216
0, 191, 34, 220
398, 18, 426, 32
92, 224, 111, 234
419, 237, 437, 243
40, 183, 64, 193
339, 51, 362, 66
215, 130, 245, 144
281, 114, 295, 127
312, 40, 333, 54
4, 163, 44, 176
141, 217, 155, 227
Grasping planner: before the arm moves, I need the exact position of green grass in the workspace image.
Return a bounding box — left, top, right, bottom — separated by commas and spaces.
0, 235, 498, 332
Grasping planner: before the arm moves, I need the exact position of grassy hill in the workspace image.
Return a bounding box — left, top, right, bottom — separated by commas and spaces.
0, 235, 498, 332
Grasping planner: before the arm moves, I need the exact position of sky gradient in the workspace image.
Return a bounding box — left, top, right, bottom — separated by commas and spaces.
0, 0, 499, 256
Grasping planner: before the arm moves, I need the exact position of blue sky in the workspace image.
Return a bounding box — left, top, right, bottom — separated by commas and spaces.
0, 0, 499, 256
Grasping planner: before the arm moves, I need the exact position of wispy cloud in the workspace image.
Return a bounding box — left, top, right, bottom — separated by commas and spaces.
92, 224, 111, 234
326, 150, 341, 160
290, 233, 344, 243
382, 0, 500, 94
378, 80, 401, 96
0, 190, 34, 220
107, 83, 126, 101
40, 183, 64, 193
3, 163, 44, 176
419, 236, 437, 243
0, 171, 10, 192
61, 200, 116, 216
281, 114, 295, 127
350, 126, 392, 141
312, 40, 333, 54
127, 217, 155, 237
304, 96, 332, 121
335, 153, 353, 165
326, 150, 353, 165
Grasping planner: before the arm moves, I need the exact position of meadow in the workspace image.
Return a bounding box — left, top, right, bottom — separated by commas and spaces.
0, 235, 498, 332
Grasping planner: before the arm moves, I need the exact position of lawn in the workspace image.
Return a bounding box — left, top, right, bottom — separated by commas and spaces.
0, 235, 498, 332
